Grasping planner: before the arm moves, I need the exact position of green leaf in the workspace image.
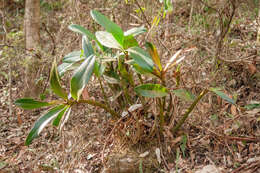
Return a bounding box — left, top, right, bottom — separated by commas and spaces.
128, 47, 154, 73
82, 36, 94, 58
103, 75, 120, 84
68, 24, 96, 41
172, 89, 195, 102
52, 105, 70, 127
123, 35, 138, 49
50, 59, 67, 99
94, 61, 106, 77
244, 103, 260, 110
58, 62, 79, 76
70, 55, 96, 100
14, 98, 51, 110
209, 88, 236, 104
164, 0, 173, 13
96, 31, 122, 49
124, 26, 147, 36
68, 24, 104, 51
90, 10, 124, 46
62, 51, 83, 63
145, 42, 162, 71
135, 84, 168, 98
25, 105, 66, 146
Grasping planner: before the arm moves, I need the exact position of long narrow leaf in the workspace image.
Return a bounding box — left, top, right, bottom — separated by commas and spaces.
90, 10, 124, 46
52, 105, 70, 127
124, 26, 147, 36
82, 36, 94, 58
128, 47, 154, 73
14, 98, 51, 110
50, 59, 67, 99
59, 107, 72, 131
70, 55, 96, 100
135, 84, 168, 98
25, 105, 66, 146
58, 62, 79, 76
145, 42, 162, 71
172, 89, 195, 102
62, 51, 82, 63
209, 88, 236, 104
68, 24, 104, 51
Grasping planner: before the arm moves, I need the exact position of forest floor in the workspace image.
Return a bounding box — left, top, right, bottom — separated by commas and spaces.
1, 56, 260, 173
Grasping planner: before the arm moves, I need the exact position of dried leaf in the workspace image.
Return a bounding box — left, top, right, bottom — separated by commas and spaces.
248, 63, 257, 75
230, 105, 237, 116
155, 148, 161, 164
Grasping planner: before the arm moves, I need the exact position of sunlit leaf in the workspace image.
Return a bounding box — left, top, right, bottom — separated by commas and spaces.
124, 26, 147, 36
172, 89, 195, 102
62, 51, 83, 63
128, 47, 154, 73
14, 98, 51, 110
50, 59, 67, 99
91, 10, 124, 46
96, 31, 122, 49
135, 84, 168, 98
25, 105, 66, 146
145, 42, 162, 71
164, 49, 183, 72
70, 55, 96, 100
58, 62, 79, 76
209, 88, 236, 104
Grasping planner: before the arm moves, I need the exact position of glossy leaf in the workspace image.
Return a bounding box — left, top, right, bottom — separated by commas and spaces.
14, 98, 51, 110
70, 55, 96, 100
135, 84, 168, 98
68, 24, 104, 51
69, 24, 96, 40
172, 89, 195, 102
25, 105, 66, 146
59, 107, 72, 130
62, 51, 83, 63
82, 36, 94, 58
128, 47, 154, 73
124, 26, 147, 36
52, 105, 70, 127
96, 31, 122, 49
123, 35, 138, 49
209, 88, 236, 104
145, 42, 162, 71
58, 62, 79, 76
90, 10, 124, 46
50, 59, 67, 99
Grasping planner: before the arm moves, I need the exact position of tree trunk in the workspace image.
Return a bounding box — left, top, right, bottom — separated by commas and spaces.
257, 0, 260, 45
24, 0, 41, 97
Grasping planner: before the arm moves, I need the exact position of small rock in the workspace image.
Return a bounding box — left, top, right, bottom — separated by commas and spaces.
195, 165, 220, 173
228, 79, 237, 88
